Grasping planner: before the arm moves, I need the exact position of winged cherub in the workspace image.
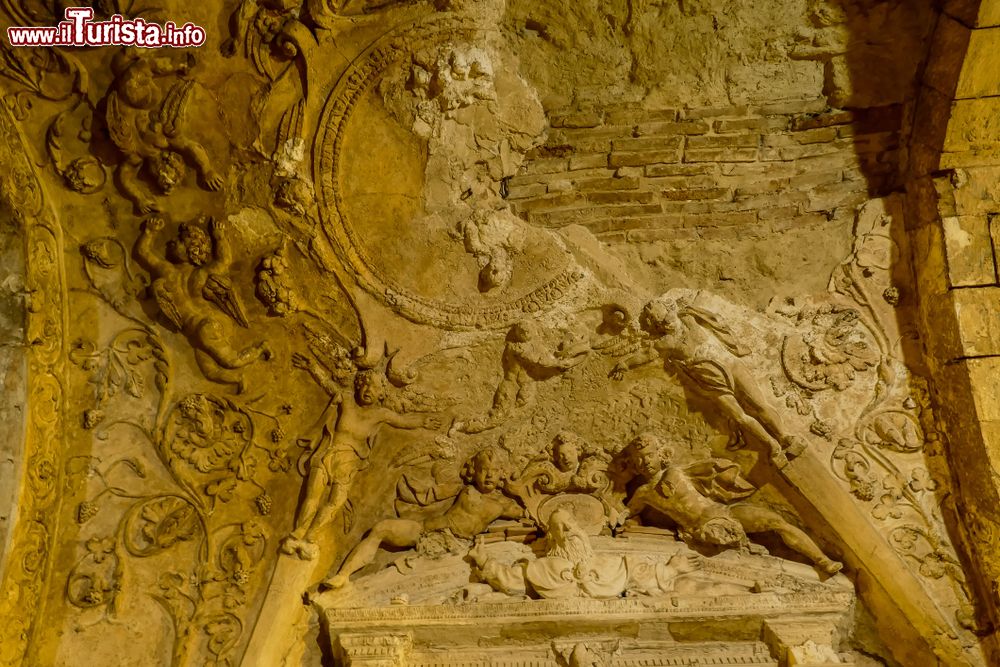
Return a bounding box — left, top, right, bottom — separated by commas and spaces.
105, 49, 224, 213
134, 216, 270, 392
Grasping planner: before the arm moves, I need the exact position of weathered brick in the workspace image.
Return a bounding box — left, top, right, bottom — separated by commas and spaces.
585, 190, 657, 205
682, 104, 749, 119
507, 168, 609, 189
645, 163, 716, 177
609, 148, 683, 168
529, 203, 662, 227
687, 134, 760, 149
522, 157, 569, 175
720, 162, 798, 178
574, 176, 640, 191
733, 191, 808, 210
660, 187, 732, 202
513, 192, 582, 212
752, 98, 827, 115
605, 108, 678, 125
757, 205, 801, 221
790, 110, 854, 131
505, 183, 548, 200
568, 154, 609, 170
637, 120, 711, 136
790, 126, 840, 144
714, 117, 788, 133
685, 148, 758, 163
551, 110, 604, 128
612, 136, 685, 152
730, 178, 788, 196
646, 175, 718, 190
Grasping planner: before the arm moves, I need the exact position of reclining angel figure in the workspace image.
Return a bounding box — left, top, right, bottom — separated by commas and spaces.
619, 433, 841, 575
321, 446, 522, 588
134, 216, 269, 392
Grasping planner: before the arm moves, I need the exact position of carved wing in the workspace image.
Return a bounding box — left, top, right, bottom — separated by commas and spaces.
105, 92, 139, 153
151, 280, 184, 331
684, 460, 756, 504
203, 273, 249, 327
158, 79, 194, 138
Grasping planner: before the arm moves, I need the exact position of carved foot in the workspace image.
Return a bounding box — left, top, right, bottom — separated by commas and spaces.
770, 450, 790, 469
818, 558, 843, 576
280, 536, 319, 560
203, 169, 225, 191
782, 436, 806, 458
319, 573, 350, 591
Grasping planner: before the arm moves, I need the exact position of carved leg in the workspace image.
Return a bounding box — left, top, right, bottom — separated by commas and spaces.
304, 479, 349, 541
732, 366, 806, 458
322, 519, 423, 590
281, 462, 331, 559
117, 159, 157, 214
731, 505, 842, 575
194, 349, 246, 393
169, 137, 223, 190
195, 318, 270, 370
714, 393, 785, 464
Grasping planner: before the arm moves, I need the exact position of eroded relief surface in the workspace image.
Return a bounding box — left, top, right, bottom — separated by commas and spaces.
0, 0, 991, 666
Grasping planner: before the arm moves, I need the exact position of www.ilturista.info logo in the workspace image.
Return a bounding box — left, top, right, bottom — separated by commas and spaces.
7, 7, 206, 48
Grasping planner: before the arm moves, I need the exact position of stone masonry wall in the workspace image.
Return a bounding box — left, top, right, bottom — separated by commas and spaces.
505, 101, 902, 242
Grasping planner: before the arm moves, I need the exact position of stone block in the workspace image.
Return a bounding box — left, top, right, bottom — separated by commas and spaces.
925, 14, 972, 97
941, 216, 997, 286
954, 286, 1000, 356
944, 97, 1000, 152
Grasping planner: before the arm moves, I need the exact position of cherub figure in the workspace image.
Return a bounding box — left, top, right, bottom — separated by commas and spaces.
619, 433, 841, 575
282, 349, 442, 560
134, 217, 269, 393
453, 321, 589, 435
611, 292, 805, 465
105, 49, 224, 213
507, 431, 618, 521
322, 446, 522, 587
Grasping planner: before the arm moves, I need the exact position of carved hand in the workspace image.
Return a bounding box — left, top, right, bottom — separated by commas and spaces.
609, 361, 628, 381
423, 415, 442, 430
291, 352, 316, 373
144, 217, 165, 232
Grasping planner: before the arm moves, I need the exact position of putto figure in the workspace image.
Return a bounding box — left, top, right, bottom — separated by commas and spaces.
321, 446, 521, 587
134, 216, 269, 392
105, 49, 224, 213
612, 291, 805, 465
282, 348, 442, 560
454, 320, 589, 434
620, 433, 841, 575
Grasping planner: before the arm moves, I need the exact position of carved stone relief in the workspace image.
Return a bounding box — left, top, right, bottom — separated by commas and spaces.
0, 1, 994, 666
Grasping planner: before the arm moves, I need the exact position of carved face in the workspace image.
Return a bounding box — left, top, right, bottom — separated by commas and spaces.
553, 435, 580, 472
470, 451, 500, 493
354, 371, 387, 406
178, 225, 211, 267
639, 298, 681, 337
152, 151, 186, 194
628, 434, 670, 479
